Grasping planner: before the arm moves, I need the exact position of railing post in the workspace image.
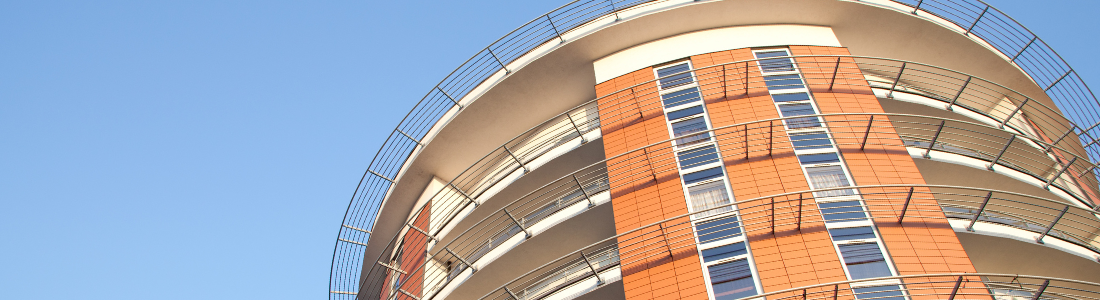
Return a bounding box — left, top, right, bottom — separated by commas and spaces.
1030, 280, 1050, 300
1045, 69, 1073, 91
897, 187, 915, 224
449, 182, 478, 207
924, 120, 946, 158
574, 174, 595, 207
723, 65, 729, 100
369, 169, 395, 183
395, 128, 423, 146
444, 247, 477, 273
796, 193, 803, 231
744, 61, 749, 95
504, 287, 521, 300
503, 145, 529, 173
860, 116, 875, 151
988, 135, 1016, 170
946, 76, 972, 111
832, 284, 839, 300
829, 57, 841, 91
947, 276, 964, 300
887, 63, 907, 98
658, 223, 674, 258
1036, 205, 1070, 244
408, 224, 438, 243
398, 289, 421, 300
1012, 37, 1038, 62
965, 6, 989, 36
745, 124, 750, 161
565, 113, 588, 143
606, 0, 620, 21
1044, 125, 1078, 153
504, 208, 532, 238
377, 261, 407, 275
966, 191, 994, 231
911, 0, 924, 14
487, 47, 510, 74
768, 120, 774, 157
999, 98, 1029, 129
770, 197, 776, 235
436, 86, 462, 109
1042, 157, 1077, 190
546, 15, 565, 43
580, 252, 604, 286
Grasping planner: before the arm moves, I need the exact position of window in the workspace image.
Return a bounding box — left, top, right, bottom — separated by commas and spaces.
696, 215, 741, 243
672, 117, 711, 146
707, 259, 758, 300
806, 165, 854, 197
689, 181, 732, 217
853, 285, 906, 300
661, 86, 703, 107
657, 62, 694, 89
684, 167, 723, 184
702, 242, 748, 263
771, 92, 812, 102
779, 103, 821, 129
679, 145, 720, 169
830, 226, 877, 241
764, 74, 805, 90
819, 201, 868, 223
838, 243, 893, 279
668, 105, 705, 120
790, 132, 833, 150
798, 153, 841, 165
755, 50, 795, 73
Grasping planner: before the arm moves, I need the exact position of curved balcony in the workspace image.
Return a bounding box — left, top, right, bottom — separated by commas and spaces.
365, 112, 1100, 300
476, 184, 1100, 300
334, 0, 1100, 294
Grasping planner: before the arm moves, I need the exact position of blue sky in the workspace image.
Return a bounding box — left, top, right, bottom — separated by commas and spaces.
1, 1, 1097, 299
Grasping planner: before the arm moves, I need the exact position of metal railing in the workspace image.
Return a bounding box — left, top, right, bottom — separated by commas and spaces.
368, 112, 1100, 300
478, 183, 1100, 300
333, 0, 1100, 297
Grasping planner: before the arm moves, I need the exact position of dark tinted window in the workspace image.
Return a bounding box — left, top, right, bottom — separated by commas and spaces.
771, 92, 811, 102
657, 63, 694, 89
830, 226, 876, 241
755, 50, 795, 73
667, 105, 705, 120
697, 215, 742, 244
790, 132, 832, 150
678, 145, 719, 169
764, 74, 804, 90
798, 153, 841, 165
838, 243, 892, 279
707, 259, 758, 300
684, 167, 723, 184
661, 87, 703, 107
819, 201, 867, 222
702, 242, 747, 263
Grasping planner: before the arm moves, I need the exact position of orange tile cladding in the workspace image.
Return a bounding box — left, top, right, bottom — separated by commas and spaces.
691, 48, 848, 295
597, 45, 983, 300
790, 46, 983, 299
597, 67, 710, 300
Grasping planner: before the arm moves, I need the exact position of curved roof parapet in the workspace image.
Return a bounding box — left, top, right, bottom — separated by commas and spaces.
330, 1, 1100, 298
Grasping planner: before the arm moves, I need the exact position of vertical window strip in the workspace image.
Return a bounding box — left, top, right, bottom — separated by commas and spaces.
753, 48, 900, 283
653, 60, 762, 300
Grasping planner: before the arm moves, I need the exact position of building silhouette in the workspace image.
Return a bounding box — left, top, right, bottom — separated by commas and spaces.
331, 1, 1100, 300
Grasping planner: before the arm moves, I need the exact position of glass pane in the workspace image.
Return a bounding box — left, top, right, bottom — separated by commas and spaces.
853, 285, 906, 300
798, 153, 841, 165
668, 105, 705, 120
830, 226, 876, 241
806, 165, 854, 197
678, 145, 720, 169
689, 181, 733, 217
708, 259, 758, 300
673, 117, 711, 146
661, 86, 703, 107
779, 103, 821, 129
838, 243, 892, 279
684, 167, 723, 184
697, 215, 742, 243
657, 63, 694, 89
819, 201, 868, 223
765, 74, 805, 90
755, 50, 795, 73
772, 92, 811, 102
790, 132, 833, 150
702, 242, 747, 263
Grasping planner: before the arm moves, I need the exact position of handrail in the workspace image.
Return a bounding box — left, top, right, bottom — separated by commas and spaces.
332, 0, 1100, 297
477, 183, 1100, 300
367, 113, 1100, 300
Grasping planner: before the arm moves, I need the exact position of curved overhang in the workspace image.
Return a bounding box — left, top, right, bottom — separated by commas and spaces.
337, 0, 1098, 298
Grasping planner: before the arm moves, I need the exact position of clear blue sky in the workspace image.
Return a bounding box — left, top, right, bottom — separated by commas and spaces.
1, 1, 1096, 299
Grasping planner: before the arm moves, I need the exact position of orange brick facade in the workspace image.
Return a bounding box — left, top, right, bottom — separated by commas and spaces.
596, 46, 981, 299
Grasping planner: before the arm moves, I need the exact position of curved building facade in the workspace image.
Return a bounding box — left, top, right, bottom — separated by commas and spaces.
331, 1, 1100, 300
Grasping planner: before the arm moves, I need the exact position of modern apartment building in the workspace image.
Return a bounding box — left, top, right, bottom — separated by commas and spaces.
330, 1, 1100, 300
